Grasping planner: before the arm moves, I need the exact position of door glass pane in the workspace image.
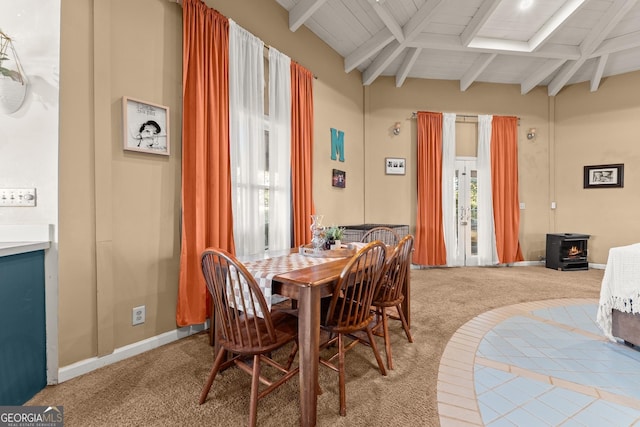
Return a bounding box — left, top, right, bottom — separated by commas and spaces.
470, 169, 478, 255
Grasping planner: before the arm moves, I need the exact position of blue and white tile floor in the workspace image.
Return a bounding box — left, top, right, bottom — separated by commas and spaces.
438, 299, 640, 426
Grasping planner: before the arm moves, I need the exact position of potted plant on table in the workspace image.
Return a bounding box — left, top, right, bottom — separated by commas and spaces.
324, 226, 345, 250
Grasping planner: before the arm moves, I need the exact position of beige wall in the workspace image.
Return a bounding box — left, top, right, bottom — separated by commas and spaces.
57, 0, 638, 370
364, 78, 552, 261
59, 0, 184, 365
554, 74, 640, 263
58, 0, 365, 367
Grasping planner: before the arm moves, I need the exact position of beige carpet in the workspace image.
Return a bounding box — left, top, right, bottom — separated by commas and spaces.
28, 265, 604, 426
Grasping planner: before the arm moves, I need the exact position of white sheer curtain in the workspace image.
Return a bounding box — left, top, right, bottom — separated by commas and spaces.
476, 115, 499, 265
229, 21, 265, 256
267, 48, 292, 252
441, 113, 458, 266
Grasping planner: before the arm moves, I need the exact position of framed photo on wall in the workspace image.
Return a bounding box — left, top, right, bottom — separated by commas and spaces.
122, 97, 170, 155
332, 169, 346, 188
385, 157, 406, 175
583, 164, 624, 188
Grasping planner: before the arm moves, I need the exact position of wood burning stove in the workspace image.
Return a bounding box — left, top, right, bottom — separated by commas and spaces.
545, 233, 590, 271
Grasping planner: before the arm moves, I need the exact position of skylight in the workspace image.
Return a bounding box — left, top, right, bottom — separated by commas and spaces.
466, 0, 586, 53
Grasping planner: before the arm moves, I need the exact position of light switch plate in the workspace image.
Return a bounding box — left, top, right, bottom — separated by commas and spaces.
0, 188, 37, 207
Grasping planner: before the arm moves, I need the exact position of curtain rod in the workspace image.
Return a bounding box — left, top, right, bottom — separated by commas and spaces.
169, 0, 317, 79
410, 112, 520, 122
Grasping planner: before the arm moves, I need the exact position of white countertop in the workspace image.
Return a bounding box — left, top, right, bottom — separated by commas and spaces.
0, 241, 50, 257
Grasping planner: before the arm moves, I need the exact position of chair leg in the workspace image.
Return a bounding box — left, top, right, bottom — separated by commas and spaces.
372, 307, 384, 337
396, 304, 414, 343
338, 333, 347, 417
365, 326, 387, 377
199, 347, 227, 404
248, 354, 261, 427
286, 340, 298, 370
381, 309, 393, 370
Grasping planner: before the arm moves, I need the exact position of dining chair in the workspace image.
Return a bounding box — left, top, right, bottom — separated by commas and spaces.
319, 240, 387, 417
199, 248, 299, 427
372, 234, 414, 370
360, 226, 401, 246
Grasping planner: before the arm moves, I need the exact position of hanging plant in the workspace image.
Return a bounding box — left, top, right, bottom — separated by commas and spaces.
0, 30, 28, 114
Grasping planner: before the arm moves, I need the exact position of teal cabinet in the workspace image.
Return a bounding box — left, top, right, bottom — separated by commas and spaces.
0, 250, 46, 405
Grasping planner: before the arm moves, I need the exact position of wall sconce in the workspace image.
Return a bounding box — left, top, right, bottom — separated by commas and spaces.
393, 122, 401, 135
527, 128, 537, 140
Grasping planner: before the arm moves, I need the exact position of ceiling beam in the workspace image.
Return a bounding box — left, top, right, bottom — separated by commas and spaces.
590, 54, 609, 92
460, 53, 496, 91
396, 48, 422, 87
289, 0, 328, 32
363, 40, 404, 85
592, 30, 640, 56
344, 29, 395, 73
361, 0, 445, 85
371, 0, 404, 42
527, 0, 587, 51
460, 0, 502, 47
403, 0, 445, 40
548, 0, 638, 96
520, 59, 565, 94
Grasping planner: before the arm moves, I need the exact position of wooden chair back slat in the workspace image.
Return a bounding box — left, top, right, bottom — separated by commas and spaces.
326, 241, 387, 332
201, 248, 276, 352
360, 226, 401, 247
376, 234, 414, 305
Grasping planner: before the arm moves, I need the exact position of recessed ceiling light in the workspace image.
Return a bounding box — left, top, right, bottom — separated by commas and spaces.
520, 0, 534, 10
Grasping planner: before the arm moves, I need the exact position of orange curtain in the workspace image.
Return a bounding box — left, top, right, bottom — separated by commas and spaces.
290, 62, 315, 246
176, 0, 234, 327
491, 116, 523, 263
414, 112, 447, 266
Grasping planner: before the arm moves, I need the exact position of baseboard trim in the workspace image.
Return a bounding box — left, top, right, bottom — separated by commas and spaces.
57, 321, 209, 384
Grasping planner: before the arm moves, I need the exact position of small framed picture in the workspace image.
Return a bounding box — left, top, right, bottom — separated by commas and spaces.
583, 164, 624, 188
332, 169, 346, 188
122, 97, 170, 155
385, 157, 406, 175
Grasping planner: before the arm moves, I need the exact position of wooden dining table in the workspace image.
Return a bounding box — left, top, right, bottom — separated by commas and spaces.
269, 248, 411, 427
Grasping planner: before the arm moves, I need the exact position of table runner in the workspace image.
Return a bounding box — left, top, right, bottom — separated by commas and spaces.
231, 253, 346, 318
596, 243, 640, 340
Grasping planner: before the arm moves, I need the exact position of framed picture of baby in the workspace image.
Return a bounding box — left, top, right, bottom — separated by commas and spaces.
122, 96, 170, 156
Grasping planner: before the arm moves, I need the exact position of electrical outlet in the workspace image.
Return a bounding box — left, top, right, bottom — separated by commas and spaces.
132, 305, 145, 326
0, 188, 36, 207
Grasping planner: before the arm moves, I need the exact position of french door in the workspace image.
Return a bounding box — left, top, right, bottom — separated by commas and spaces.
454, 158, 478, 266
